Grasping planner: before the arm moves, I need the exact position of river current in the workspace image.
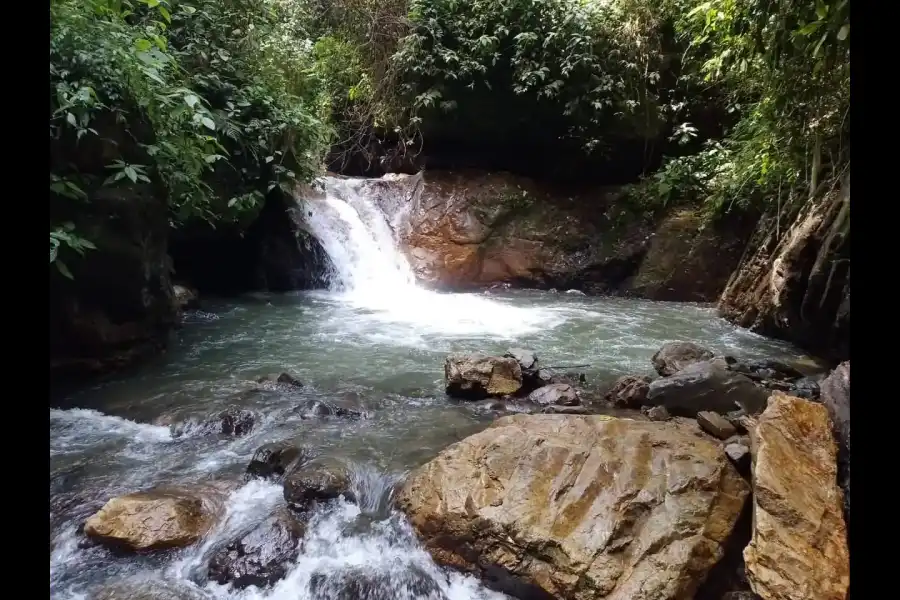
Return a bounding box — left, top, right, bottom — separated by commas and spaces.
49, 176, 810, 600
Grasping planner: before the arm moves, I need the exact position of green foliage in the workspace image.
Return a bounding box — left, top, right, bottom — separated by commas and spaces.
49, 0, 333, 277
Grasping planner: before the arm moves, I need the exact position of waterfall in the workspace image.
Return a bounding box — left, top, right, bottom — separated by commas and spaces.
299, 175, 569, 338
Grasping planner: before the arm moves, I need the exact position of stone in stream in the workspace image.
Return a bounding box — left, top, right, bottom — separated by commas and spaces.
84, 489, 216, 552
283, 457, 355, 510
257, 371, 304, 389
651, 341, 715, 376
444, 353, 523, 400
696, 410, 738, 440
743, 393, 849, 600
526, 383, 580, 406
246, 441, 311, 480
208, 509, 305, 589
642, 404, 670, 421
646, 361, 770, 417
604, 374, 651, 408
308, 565, 449, 600
503, 348, 544, 392
396, 414, 749, 600
217, 407, 256, 436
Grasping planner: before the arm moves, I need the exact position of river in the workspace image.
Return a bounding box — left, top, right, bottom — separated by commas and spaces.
49, 176, 809, 600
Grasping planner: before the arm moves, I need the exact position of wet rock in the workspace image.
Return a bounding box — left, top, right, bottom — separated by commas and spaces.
744, 394, 849, 600
642, 405, 670, 421
788, 376, 820, 400
246, 442, 311, 480
526, 383, 580, 406
257, 371, 303, 389
298, 399, 366, 420
540, 404, 590, 415
651, 341, 715, 376
730, 359, 806, 383
84, 489, 215, 552
208, 510, 305, 589
604, 375, 651, 408
397, 414, 749, 600
820, 361, 850, 523
309, 565, 448, 600
646, 361, 770, 417
173, 284, 199, 311
504, 348, 544, 391
283, 457, 354, 510
444, 354, 523, 400
217, 407, 256, 436
697, 411, 738, 440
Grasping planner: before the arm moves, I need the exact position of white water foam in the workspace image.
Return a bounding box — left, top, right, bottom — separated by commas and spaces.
302, 176, 571, 338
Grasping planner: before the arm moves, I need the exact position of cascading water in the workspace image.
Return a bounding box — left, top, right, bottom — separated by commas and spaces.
302, 176, 569, 338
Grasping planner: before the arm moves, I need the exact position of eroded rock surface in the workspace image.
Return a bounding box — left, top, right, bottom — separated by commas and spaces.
444, 354, 523, 399
283, 457, 354, 510
647, 361, 770, 416
84, 489, 215, 551
603, 375, 651, 408
820, 361, 850, 523
744, 394, 849, 600
651, 341, 715, 376
397, 414, 749, 600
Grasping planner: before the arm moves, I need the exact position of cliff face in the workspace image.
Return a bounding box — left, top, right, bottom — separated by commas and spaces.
399, 170, 751, 300
718, 175, 850, 363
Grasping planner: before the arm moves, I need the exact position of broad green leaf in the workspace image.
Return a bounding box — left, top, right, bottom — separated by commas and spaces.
135, 39, 152, 52
201, 117, 216, 131
837, 24, 849, 41
184, 94, 200, 108
797, 21, 822, 36
55, 260, 74, 280
124, 166, 138, 183
159, 6, 171, 22
66, 112, 77, 126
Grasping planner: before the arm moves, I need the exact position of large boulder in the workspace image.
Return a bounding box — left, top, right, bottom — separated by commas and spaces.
820, 361, 850, 523
743, 394, 849, 600
604, 375, 651, 408
646, 361, 770, 416
396, 414, 750, 600
526, 383, 580, 407
651, 341, 715, 376
444, 354, 523, 399
208, 510, 305, 589
84, 489, 215, 551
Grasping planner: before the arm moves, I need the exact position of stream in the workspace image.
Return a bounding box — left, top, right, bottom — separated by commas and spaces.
49, 176, 811, 600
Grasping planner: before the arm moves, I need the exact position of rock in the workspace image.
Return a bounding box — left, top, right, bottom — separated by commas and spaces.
743, 394, 849, 600
820, 361, 850, 523
84, 489, 214, 551
722, 592, 761, 600
504, 348, 544, 391
397, 414, 750, 600
526, 383, 580, 406
697, 411, 738, 440
309, 565, 448, 600
724, 442, 751, 475
217, 407, 256, 436
642, 405, 670, 421
444, 354, 523, 400
651, 341, 715, 376
788, 376, 820, 400
246, 442, 311, 480
257, 371, 303, 389
540, 404, 590, 415
173, 284, 199, 311
603, 375, 651, 408
283, 457, 354, 510
646, 361, 770, 417
718, 179, 849, 364
298, 399, 366, 420
208, 510, 304, 589
730, 359, 805, 382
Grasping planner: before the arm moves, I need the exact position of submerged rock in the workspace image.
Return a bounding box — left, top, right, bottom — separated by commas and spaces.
217, 407, 256, 436
744, 394, 849, 600
526, 383, 580, 406
651, 341, 714, 376
397, 414, 749, 600
208, 510, 305, 589
309, 565, 448, 600
246, 442, 310, 481
646, 361, 770, 416
444, 354, 523, 399
604, 374, 651, 408
257, 371, 304, 389
283, 457, 354, 510
84, 489, 215, 552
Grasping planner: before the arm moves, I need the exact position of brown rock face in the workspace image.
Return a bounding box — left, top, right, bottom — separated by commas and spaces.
444, 354, 523, 399
84, 489, 215, 551
396, 414, 750, 600
743, 394, 850, 600
718, 176, 849, 363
